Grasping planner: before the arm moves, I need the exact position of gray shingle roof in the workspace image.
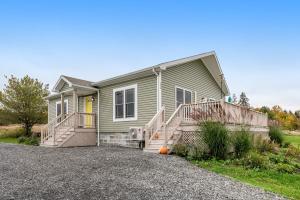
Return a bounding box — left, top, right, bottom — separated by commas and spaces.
62, 75, 94, 87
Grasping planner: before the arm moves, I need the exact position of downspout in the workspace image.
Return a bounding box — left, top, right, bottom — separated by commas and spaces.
97, 89, 100, 146
152, 67, 162, 112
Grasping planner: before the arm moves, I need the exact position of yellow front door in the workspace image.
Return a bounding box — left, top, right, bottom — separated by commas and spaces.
85, 96, 93, 127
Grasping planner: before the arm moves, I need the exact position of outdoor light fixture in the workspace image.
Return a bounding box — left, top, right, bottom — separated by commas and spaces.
91, 96, 95, 102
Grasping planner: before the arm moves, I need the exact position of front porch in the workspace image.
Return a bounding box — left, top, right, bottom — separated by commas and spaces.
42, 76, 99, 147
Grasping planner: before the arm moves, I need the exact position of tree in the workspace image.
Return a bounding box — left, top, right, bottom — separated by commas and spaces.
0, 75, 49, 136
295, 110, 300, 119
239, 92, 250, 107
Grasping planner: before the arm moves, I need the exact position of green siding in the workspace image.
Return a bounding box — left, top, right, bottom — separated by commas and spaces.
161, 60, 222, 120
48, 95, 74, 122
60, 83, 71, 92
99, 75, 157, 133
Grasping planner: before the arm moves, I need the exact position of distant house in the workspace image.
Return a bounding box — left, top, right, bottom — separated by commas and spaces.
41, 51, 268, 153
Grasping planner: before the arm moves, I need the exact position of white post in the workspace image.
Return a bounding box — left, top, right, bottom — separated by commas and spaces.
61, 93, 65, 119
97, 90, 100, 147
73, 89, 77, 113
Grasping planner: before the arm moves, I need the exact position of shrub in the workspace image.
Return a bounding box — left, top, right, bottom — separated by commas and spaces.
173, 144, 189, 157
24, 137, 39, 146
285, 146, 300, 159
256, 139, 279, 154
242, 151, 269, 170
17, 136, 39, 146
187, 145, 206, 160
269, 126, 284, 145
282, 142, 291, 148
233, 129, 252, 158
275, 163, 296, 174
201, 122, 229, 160
17, 136, 26, 143
269, 153, 291, 165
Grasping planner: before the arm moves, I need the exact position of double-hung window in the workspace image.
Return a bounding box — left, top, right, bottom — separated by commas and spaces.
113, 84, 137, 121
175, 87, 192, 108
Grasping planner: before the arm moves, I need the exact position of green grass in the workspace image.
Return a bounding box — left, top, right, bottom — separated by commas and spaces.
193, 160, 300, 200
0, 137, 18, 144
284, 134, 300, 148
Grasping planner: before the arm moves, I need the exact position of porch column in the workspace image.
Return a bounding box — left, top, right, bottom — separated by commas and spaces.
61, 93, 64, 119
73, 90, 77, 113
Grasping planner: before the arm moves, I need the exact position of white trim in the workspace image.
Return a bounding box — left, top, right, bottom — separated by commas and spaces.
97, 90, 100, 146
113, 84, 138, 122
194, 91, 197, 103
175, 86, 192, 109
52, 76, 72, 92
55, 99, 68, 117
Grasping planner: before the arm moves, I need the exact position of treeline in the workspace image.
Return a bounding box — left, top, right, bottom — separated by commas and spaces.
0, 108, 18, 125
257, 106, 300, 131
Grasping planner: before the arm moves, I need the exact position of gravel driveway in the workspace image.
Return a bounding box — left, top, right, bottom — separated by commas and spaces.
0, 144, 285, 200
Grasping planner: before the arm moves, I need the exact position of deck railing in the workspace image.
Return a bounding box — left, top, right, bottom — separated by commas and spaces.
181, 100, 268, 127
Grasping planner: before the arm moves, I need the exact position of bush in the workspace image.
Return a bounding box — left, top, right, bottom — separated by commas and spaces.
269, 127, 284, 145
282, 142, 291, 148
285, 146, 300, 159
24, 137, 39, 146
269, 153, 291, 165
201, 122, 229, 160
275, 163, 296, 174
173, 144, 189, 157
242, 151, 269, 170
187, 145, 206, 160
256, 139, 279, 154
233, 129, 252, 158
17, 136, 26, 143
0, 128, 24, 138
17, 136, 39, 146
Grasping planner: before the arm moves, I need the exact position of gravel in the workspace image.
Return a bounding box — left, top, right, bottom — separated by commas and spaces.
0, 143, 285, 200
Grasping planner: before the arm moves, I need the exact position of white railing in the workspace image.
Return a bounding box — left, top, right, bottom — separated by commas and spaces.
76, 112, 96, 129
165, 104, 183, 141
41, 112, 96, 145
41, 115, 62, 144
144, 107, 165, 147
181, 100, 268, 127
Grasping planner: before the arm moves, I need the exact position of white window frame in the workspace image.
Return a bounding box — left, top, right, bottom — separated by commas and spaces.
113, 84, 138, 122
175, 86, 192, 109
55, 99, 68, 117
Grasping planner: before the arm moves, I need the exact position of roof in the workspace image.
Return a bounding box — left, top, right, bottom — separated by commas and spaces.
92, 51, 230, 95
52, 75, 96, 92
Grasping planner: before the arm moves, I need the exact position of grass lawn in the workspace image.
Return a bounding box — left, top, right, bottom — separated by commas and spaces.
193, 160, 300, 200
284, 134, 300, 148
0, 137, 18, 144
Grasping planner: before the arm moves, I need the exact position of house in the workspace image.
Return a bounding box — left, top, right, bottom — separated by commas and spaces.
41, 51, 268, 153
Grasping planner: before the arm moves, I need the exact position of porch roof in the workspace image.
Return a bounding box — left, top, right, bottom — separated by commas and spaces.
52, 75, 97, 93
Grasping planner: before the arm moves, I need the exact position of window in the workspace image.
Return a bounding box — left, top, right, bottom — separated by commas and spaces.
56, 100, 68, 117
176, 87, 192, 108
113, 84, 137, 121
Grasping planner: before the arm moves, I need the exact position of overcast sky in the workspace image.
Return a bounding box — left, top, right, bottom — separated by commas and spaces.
0, 0, 299, 111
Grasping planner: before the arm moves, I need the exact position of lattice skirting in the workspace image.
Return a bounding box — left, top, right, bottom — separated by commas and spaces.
178, 131, 205, 147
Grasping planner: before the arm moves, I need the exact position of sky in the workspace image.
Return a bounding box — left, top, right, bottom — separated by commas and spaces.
0, 0, 299, 111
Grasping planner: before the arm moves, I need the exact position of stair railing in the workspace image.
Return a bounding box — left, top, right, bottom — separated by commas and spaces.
41, 114, 62, 144
144, 106, 165, 148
